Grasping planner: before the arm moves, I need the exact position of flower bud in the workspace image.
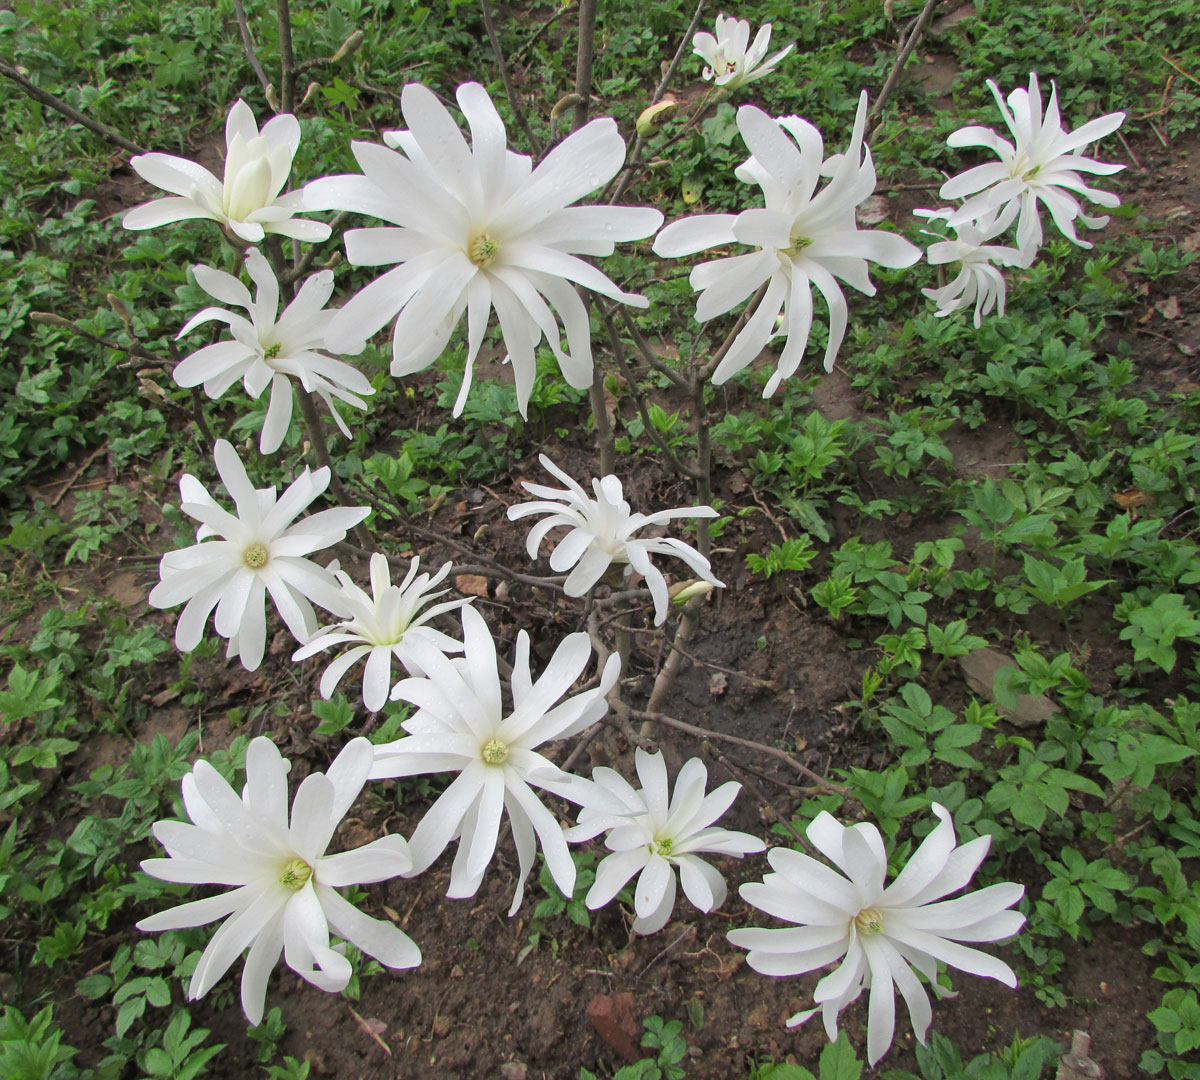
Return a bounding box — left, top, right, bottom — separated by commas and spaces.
669, 580, 714, 604
636, 99, 676, 138
265, 83, 280, 111
330, 29, 364, 62
300, 81, 320, 109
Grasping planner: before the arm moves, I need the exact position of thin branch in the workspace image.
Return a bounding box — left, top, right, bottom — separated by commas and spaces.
275, 0, 298, 114
645, 594, 705, 722
232, 0, 272, 95
30, 313, 214, 443
513, 1, 577, 64
0, 61, 148, 156
616, 307, 689, 389
571, 0, 599, 132
867, 0, 942, 139
282, 213, 351, 283
480, 0, 542, 156
698, 280, 770, 382
601, 307, 701, 481
633, 709, 846, 792
605, 0, 708, 204
346, 484, 569, 593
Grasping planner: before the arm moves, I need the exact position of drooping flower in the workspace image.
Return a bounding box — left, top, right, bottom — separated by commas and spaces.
137, 737, 420, 1026
369, 605, 620, 914
174, 248, 374, 454
506, 454, 723, 625
727, 804, 1025, 1066
566, 748, 765, 934
938, 73, 1125, 256
692, 13, 794, 90
916, 208, 1029, 327
292, 554, 470, 712
123, 99, 331, 243
148, 439, 369, 670
653, 93, 921, 393
300, 81, 663, 417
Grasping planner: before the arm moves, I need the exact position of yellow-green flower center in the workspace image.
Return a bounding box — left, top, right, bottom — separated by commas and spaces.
243, 543, 270, 570
468, 233, 500, 270
263, 342, 282, 360
280, 857, 313, 891
854, 907, 884, 937
653, 836, 674, 857
781, 231, 813, 259
482, 738, 509, 765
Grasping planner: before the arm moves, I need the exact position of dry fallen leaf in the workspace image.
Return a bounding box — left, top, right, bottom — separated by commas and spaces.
1112, 488, 1153, 510
709, 671, 728, 697
454, 574, 489, 597
1156, 295, 1182, 320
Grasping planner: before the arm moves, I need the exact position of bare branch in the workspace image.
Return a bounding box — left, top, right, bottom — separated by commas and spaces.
232, 0, 272, 95
0, 61, 147, 156
480, 0, 543, 157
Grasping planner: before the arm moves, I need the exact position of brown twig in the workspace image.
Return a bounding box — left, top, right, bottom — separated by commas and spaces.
275, 0, 298, 113
0, 60, 148, 156
606, 0, 708, 204
480, 0, 542, 156
232, 0, 273, 96
867, 0, 942, 141
601, 307, 701, 481
632, 708, 845, 792
282, 213, 351, 283
571, 0, 599, 133
513, 2, 577, 64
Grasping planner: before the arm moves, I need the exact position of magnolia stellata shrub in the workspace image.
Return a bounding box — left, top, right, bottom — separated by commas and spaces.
120, 28, 1127, 1058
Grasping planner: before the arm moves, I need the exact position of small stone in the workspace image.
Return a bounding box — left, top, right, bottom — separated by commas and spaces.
432, 1015, 451, 1038
587, 992, 640, 1063
500, 1064, 528, 1080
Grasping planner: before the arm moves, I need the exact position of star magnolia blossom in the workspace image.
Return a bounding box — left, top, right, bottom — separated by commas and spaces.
301, 81, 663, 417
174, 249, 374, 454
148, 439, 369, 670
506, 454, 723, 625
727, 804, 1025, 1066
370, 605, 620, 914
939, 73, 1125, 256
567, 749, 765, 934
692, 13, 794, 90
653, 92, 921, 393
123, 99, 331, 243
916, 209, 1029, 327
292, 554, 470, 712
138, 737, 420, 1025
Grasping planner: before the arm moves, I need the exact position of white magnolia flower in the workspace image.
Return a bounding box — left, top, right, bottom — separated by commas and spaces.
301, 81, 663, 417
654, 93, 921, 393
175, 248, 374, 454
916, 209, 1029, 327
506, 454, 723, 625
566, 748, 765, 934
728, 804, 1025, 1066
939, 73, 1125, 256
123, 99, 331, 243
138, 737, 420, 1026
370, 605, 620, 914
292, 554, 470, 712
692, 13, 794, 90
148, 439, 370, 671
